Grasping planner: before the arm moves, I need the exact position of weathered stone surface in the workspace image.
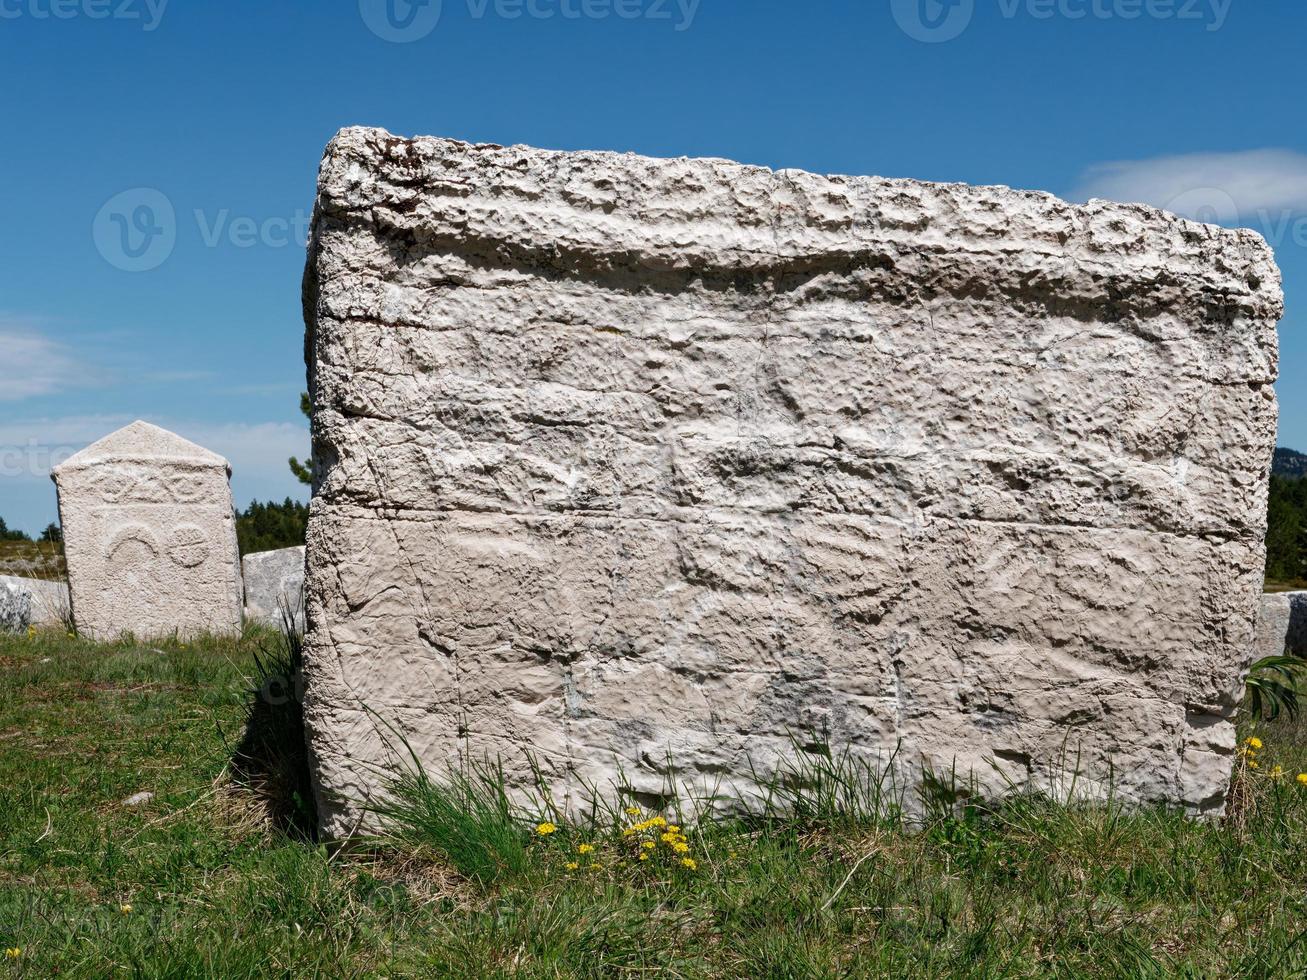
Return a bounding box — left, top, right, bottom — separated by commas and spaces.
1256, 593, 1293, 661
1256, 591, 1307, 659
242, 546, 306, 633
51, 422, 243, 640
0, 581, 31, 633
301, 127, 1281, 836
0, 575, 70, 628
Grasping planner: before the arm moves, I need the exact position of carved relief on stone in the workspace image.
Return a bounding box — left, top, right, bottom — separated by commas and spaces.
52, 421, 243, 640
301, 128, 1280, 836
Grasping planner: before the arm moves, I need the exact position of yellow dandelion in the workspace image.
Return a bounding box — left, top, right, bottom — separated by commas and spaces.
650, 816, 667, 828
624, 806, 641, 816
641, 840, 656, 850
578, 843, 595, 855
668, 825, 681, 833
4, 948, 20, 959
536, 822, 558, 836
1247, 737, 1263, 750
1297, 773, 1307, 786
672, 841, 690, 854
120, 903, 133, 915
639, 852, 650, 861
565, 861, 580, 871
680, 857, 697, 870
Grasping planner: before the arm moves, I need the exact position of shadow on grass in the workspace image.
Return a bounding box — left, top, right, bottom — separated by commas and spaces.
229, 617, 318, 840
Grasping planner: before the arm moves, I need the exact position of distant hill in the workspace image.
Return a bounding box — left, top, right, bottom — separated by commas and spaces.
1274, 447, 1307, 478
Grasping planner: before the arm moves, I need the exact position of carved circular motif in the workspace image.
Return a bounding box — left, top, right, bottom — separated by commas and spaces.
167, 525, 209, 568
166, 470, 208, 503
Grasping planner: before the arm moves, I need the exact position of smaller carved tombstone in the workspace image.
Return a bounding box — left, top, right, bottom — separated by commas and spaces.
51, 421, 243, 639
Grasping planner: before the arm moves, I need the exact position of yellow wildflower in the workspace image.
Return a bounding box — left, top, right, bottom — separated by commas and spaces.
680, 857, 697, 870
1247, 737, 1263, 750
588, 862, 602, 871
1297, 773, 1307, 786
639, 852, 650, 861
649, 816, 667, 828
668, 825, 681, 834
565, 861, 579, 871
641, 841, 656, 850
624, 806, 641, 816
120, 904, 133, 915
672, 841, 690, 854
661, 832, 680, 844
4, 948, 20, 959
1250, 760, 1260, 769
578, 843, 595, 855
1271, 765, 1286, 780
536, 822, 558, 836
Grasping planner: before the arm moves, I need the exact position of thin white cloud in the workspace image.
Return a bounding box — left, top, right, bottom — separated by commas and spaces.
1072, 150, 1307, 227
0, 325, 89, 401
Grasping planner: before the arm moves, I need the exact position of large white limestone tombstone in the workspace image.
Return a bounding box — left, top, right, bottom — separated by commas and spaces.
51, 421, 243, 639
301, 129, 1280, 836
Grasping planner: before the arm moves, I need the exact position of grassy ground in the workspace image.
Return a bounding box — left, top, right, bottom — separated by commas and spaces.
2, 630, 1307, 977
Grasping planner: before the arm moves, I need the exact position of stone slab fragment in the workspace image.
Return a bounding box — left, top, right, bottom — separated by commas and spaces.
301, 128, 1282, 837
242, 546, 306, 633
51, 421, 243, 640
0, 575, 70, 629
1255, 591, 1307, 660
0, 581, 31, 633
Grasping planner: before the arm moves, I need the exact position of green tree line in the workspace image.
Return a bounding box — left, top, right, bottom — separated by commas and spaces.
235, 498, 309, 556
1267, 474, 1307, 583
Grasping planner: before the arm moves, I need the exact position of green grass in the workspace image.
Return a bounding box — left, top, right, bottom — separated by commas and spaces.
2, 629, 1307, 977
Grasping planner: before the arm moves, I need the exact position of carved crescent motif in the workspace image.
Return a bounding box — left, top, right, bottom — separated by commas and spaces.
104, 524, 161, 561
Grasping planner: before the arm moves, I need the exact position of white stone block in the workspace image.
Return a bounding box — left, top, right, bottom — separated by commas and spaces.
301, 128, 1281, 836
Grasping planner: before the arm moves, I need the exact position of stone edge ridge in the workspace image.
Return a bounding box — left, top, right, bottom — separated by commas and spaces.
52, 422, 232, 478
309, 125, 1283, 328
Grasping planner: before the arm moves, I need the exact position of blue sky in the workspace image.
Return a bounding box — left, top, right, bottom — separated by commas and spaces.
2, 0, 1304, 534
